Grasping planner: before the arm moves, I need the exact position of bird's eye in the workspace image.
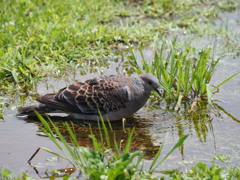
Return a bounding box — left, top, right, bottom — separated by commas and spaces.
148, 81, 152, 85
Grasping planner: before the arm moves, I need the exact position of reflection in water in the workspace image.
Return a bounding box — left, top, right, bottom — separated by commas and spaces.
145, 98, 240, 162
26, 115, 161, 159
214, 103, 240, 124
29, 151, 77, 179
25, 96, 239, 164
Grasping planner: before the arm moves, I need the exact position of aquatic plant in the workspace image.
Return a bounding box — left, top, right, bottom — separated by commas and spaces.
27, 112, 188, 179
128, 38, 240, 106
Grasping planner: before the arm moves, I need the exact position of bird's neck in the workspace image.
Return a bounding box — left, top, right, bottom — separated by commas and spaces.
129, 77, 151, 110
132, 76, 144, 91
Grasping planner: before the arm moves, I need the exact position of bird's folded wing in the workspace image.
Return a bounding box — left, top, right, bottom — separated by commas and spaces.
36, 76, 130, 114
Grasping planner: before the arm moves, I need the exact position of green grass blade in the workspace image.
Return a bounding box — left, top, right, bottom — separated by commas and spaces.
149, 134, 189, 173
41, 147, 68, 160
174, 94, 183, 110
49, 122, 76, 165
64, 122, 85, 167
96, 119, 104, 145
35, 112, 63, 151
123, 127, 135, 154
211, 72, 240, 92
98, 109, 111, 148
36, 112, 80, 166
216, 155, 230, 169
159, 81, 176, 99
149, 146, 163, 172
206, 84, 212, 104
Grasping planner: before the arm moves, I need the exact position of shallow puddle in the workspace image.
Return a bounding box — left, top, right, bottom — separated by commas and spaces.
1, 9, 240, 179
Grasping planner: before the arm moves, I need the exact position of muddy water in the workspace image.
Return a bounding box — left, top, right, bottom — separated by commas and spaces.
1, 10, 240, 178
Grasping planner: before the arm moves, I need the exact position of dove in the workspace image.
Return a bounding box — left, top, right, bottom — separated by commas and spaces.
17, 73, 161, 121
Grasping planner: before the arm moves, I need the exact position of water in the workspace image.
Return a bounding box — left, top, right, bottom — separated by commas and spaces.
1, 9, 240, 178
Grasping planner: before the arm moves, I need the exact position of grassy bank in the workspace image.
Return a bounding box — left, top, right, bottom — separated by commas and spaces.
1, 0, 239, 90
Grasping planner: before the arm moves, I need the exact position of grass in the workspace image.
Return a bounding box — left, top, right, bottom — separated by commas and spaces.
30, 112, 188, 179
167, 160, 240, 179
1, 0, 240, 90
2, 160, 240, 179
127, 37, 240, 104
1, 113, 240, 179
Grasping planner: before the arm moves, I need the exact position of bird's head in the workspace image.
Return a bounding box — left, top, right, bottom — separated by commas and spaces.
138, 73, 162, 96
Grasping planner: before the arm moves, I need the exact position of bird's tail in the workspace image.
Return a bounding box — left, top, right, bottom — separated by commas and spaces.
17, 104, 56, 117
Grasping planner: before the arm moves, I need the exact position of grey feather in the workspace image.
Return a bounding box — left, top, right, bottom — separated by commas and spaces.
17, 74, 161, 121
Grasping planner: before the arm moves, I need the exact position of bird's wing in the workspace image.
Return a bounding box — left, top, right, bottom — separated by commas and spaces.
36, 75, 130, 114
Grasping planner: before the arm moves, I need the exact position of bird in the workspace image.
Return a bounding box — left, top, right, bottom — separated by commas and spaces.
17, 73, 162, 121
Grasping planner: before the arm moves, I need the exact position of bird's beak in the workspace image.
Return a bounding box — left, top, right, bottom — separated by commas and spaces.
154, 87, 162, 96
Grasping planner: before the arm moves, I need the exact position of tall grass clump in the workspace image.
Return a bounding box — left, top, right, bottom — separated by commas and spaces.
128, 38, 240, 105
29, 111, 188, 179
